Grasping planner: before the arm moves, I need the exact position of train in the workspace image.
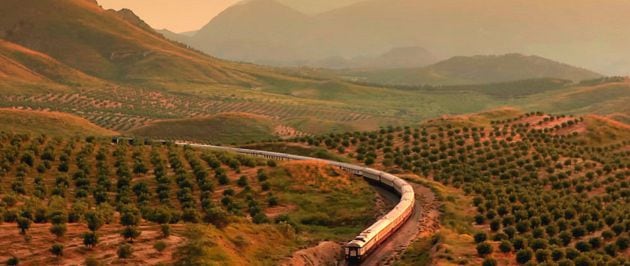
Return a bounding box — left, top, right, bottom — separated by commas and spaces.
177, 143, 416, 262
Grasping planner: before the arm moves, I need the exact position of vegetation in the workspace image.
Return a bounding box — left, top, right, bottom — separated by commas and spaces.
290, 111, 629, 265
0, 132, 377, 264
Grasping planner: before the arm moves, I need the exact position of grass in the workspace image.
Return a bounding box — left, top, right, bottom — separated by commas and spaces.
241, 143, 349, 162
129, 113, 278, 144
173, 161, 377, 265
0, 108, 117, 137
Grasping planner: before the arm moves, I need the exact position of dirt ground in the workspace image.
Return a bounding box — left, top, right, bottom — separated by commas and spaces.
0, 222, 186, 265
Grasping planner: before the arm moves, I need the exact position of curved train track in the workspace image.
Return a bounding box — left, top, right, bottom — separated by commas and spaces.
179, 143, 416, 263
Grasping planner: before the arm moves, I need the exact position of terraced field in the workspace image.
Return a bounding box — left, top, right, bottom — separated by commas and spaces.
0, 86, 373, 136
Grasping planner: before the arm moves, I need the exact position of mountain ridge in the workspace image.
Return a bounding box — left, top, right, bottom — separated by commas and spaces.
340, 53, 602, 86
166, 0, 630, 73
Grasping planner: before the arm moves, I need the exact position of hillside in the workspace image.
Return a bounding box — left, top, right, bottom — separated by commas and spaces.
190, 0, 312, 65
285, 111, 630, 265
0, 108, 117, 136
0, 0, 262, 88
341, 54, 602, 86
128, 113, 281, 144
176, 0, 630, 73
0, 135, 377, 264
0, 40, 102, 93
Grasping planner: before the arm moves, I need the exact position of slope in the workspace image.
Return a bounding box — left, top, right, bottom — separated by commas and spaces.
0, 108, 117, 136
0, 40, 102, 93
190, 0, 312, 65
182, 0, 630, 73
341, 54, 602, 86
0, 0, 261, 89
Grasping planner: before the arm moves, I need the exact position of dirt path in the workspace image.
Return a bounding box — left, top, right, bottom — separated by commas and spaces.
360, 183, 439, 265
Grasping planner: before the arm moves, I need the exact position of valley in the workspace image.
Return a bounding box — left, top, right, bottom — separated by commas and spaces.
0, 0, 628, 265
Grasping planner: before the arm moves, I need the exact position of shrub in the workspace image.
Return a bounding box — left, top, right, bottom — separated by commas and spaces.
516, 248, 533, 264
50, 224, 67, 237
117, 244, 133, 259
121, 226, 141, 242
6, 257, 19, 266
154, 241, 167, 253
474, 232, 488, 243
16, 217, 31, 234
50, 243, 64, 257
82, 232, 98, 248
160, 224, 171, 238
85, 211, 104, 232
535, 249, 550, 263
499, 240, 513, 253
476, 242, 493, 257
482, 258, 497, 266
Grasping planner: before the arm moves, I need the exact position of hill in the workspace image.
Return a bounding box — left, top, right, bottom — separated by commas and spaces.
341, 54, 602, 86
0, 40, 102, 93
311, 46, 437, 69
177, 0, 630, 73
190, 0, 312, 66
0, 0, 263, 89
0, 108, 117, 136
285, 111, 630, 265
128, 113, 280, 144
0, 135, 377, 264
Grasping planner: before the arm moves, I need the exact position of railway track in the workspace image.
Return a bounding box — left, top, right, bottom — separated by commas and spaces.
178, 142, 417, 264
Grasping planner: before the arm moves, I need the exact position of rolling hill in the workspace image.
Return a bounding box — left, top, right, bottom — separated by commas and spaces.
341, 54, 602, 85
0, 0, 626, 144
172, 0, 630, 74
0, 40, 102, 92
0, 0, 264, 89
0, 108, 117, 136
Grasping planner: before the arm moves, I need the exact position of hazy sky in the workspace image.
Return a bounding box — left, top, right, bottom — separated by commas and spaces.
97, 0, 241, 32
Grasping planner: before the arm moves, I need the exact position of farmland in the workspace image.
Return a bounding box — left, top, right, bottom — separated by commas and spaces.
283, 110, 629, 265
0, 134, 377, 264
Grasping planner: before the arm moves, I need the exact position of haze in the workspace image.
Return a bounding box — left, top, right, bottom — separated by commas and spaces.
96, 0, 240, 32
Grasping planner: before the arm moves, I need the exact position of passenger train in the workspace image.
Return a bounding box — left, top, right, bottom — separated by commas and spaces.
178, 143, 416, 262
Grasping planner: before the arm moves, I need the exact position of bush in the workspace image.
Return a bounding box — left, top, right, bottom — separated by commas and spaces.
154, 241, 167, 253
204, 207, 229, 229
117, 244, 133, 259
482, 258, 497, 266
6, 257, 19, 266
476, 242, 493, 257
16, 217, 31, 234
160, 224, 171, 238
499, 240, 513, 253
50, 243, 64, 257
535, 249, 550, 263
474, 232, 488, 243
574, 255, 592, 266
50, 224, 67, 237
85, 211, 103, 232
516, 248, 533, 264
121, 226, 141, 242
82, 232, 98, 248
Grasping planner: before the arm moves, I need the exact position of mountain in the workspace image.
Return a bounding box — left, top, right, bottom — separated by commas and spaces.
340, 54, 603, 86
156, 29, 192, 44
311, 46, 437, 69
275, 0, 365, 15
190, 0, 312, 65
0, 39, 102, 92
0, 0, 266, 89
175, 0, 630, 73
